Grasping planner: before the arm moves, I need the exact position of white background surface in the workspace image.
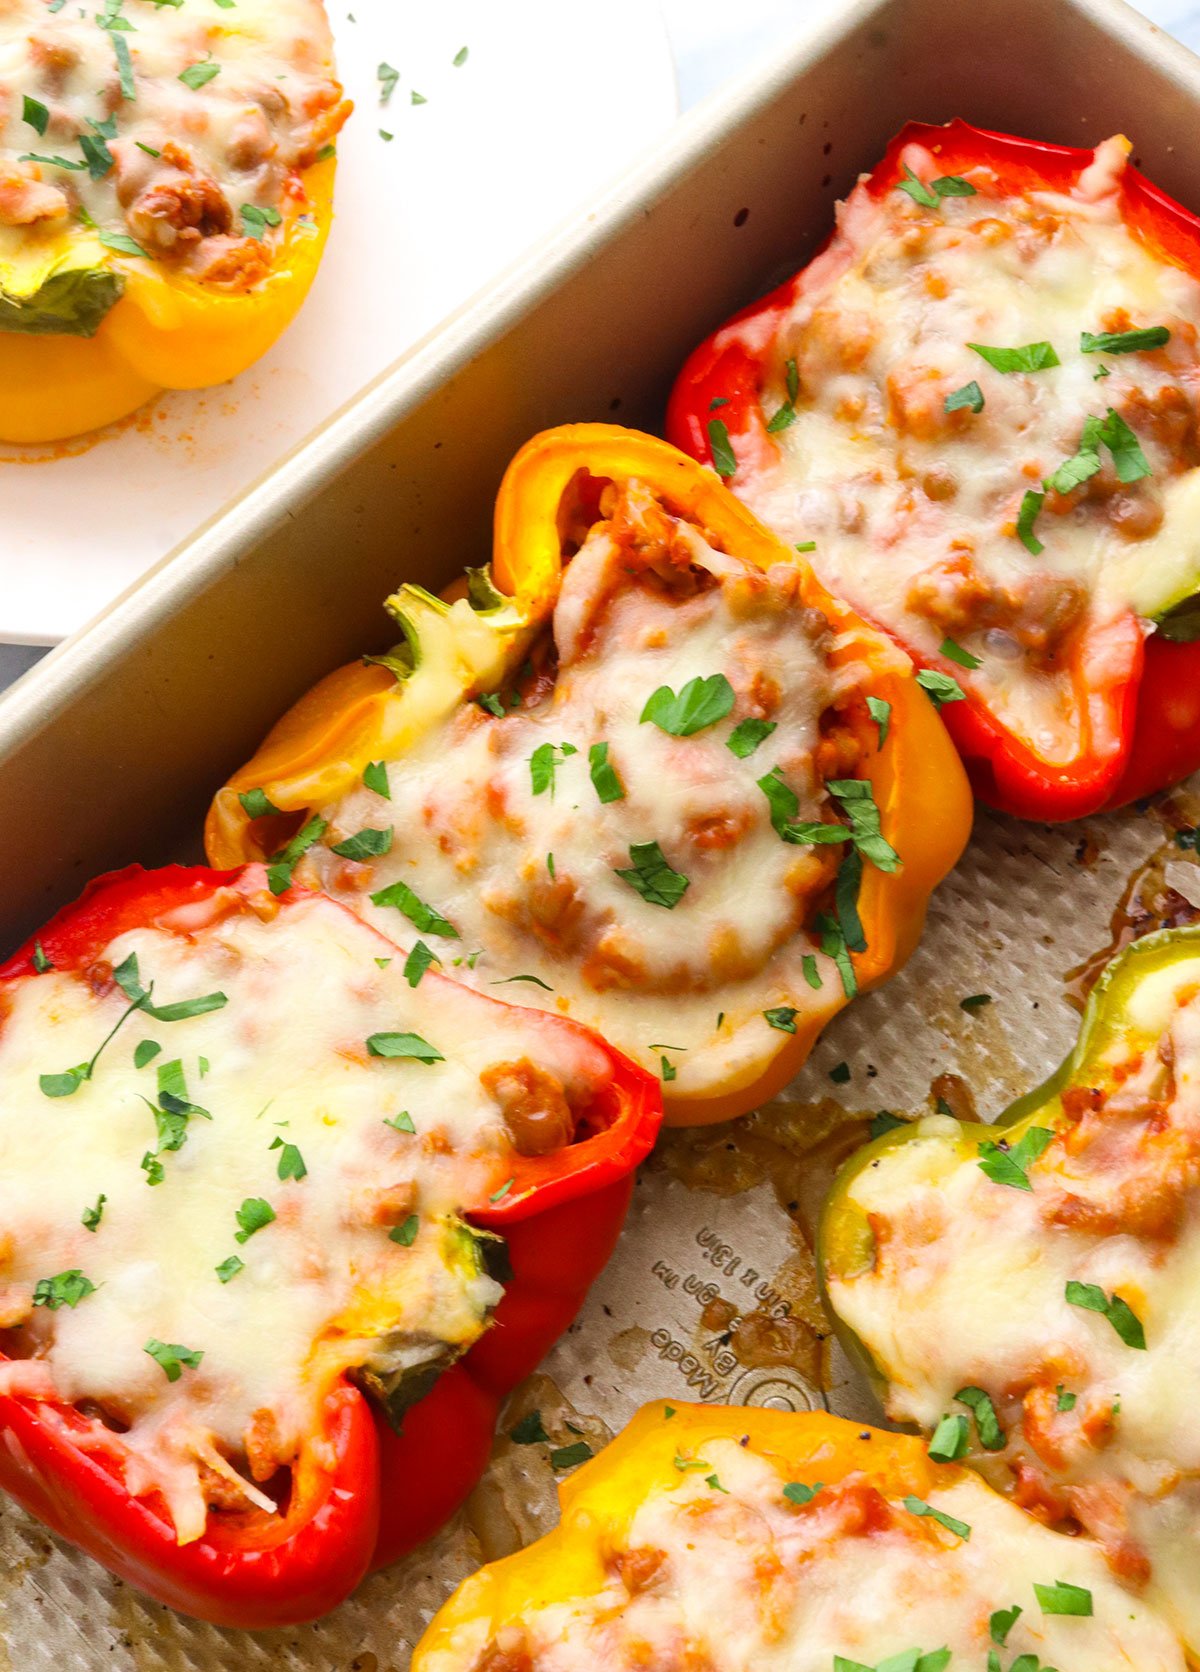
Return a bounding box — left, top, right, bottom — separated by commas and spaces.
0, 0, 1197, 682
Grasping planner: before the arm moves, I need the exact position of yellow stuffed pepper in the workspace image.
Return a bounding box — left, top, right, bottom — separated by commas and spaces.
0, 0, 350, 442
413, 1402, 1186, 1670
208, 425, 971, 1125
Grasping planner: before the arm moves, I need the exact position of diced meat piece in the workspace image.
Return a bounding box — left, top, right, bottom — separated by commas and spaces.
480, 1059, 576, 1156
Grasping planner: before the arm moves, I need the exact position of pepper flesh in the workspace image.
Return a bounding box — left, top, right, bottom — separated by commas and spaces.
0, 863, 660, 1625
666, 120, 1200, 822
205, 424, 972, 1125
0, 157, 336, 445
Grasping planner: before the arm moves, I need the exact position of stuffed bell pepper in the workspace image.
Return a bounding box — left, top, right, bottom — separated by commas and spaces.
206, 425, 971, 1126
0, 0, 350, 443
0, 863, 659, 1626
412, 1402, 1185, 1671
821, 926, 1200, 1657
668, 121, 1200, 820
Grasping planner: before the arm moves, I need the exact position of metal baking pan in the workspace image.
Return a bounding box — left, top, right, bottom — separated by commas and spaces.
3, 0, 1200, 1664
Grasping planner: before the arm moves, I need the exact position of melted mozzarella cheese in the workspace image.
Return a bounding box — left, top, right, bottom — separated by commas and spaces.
0, 886, 610, 1543
0, 0, 345, 286
828, 956, 1200, 1652
424, 1440, 1183, 1671
729, 135, 1200, 763
302, 485, 884, 1097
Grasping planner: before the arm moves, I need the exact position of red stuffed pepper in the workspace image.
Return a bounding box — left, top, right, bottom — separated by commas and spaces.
0, 864, 659, 1626
668, 120, 1200, 820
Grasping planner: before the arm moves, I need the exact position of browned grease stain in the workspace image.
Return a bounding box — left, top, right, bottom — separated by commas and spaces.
929, 1072, 978, 1123
465, 1371, 611, 1565
651, 1097, 869, 1391
0, 405, 150, 465
606, 1324, 650, 1374
1063, 803, 1200, 1010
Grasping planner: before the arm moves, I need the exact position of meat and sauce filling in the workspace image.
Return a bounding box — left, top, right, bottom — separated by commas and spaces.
295, 477, 886, 1092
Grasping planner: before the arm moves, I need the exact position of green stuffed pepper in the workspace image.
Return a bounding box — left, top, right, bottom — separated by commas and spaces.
820, 926, 1200, 1660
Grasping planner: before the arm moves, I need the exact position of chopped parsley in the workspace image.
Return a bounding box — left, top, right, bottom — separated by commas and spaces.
968, 340, 1060, 373
384, 1110, 416, 1134
764, 1007, 798, 1033
370, 879, 458, 937
215, 1255, 244, 1284
660, 1056, 677, 1082
927, 1412, 969, 1462
766, 356, 801, 430
549, 1441, 593, 1470
237, 786, 281, 820
453, 45, 469, 66
1016, 489, 1046, 556
1065, 1280, 1146, 1348
866, 696, 891, 747
179, 59, 221, 90
827, 779, 900, 871
363, 760, 391, 798
588, 741, 625, 802
491, 973, 554, 991
707, 417, 737, 478
81, 1195, 106, 1233
726, 717, 776, 758
1056, 1385, 1077, 1413
510, 1409, 550, 1445
817, 911, 857, 998
22, 96, 49, 136
1080, 325, 1169, 355
1044, 413, 1104, 495
1097, 406, 1151, 482
916, 668, 966, 709
896, 162, 977, 207
960, 992, 992, 1014
938, 636, 980, 670
990, 1605, 1021, 1646
614, 841, 689, 908
705, 1473, 729, 1493
33, 1270, 96, 1310
489, 1177, 514, 1203
901, 1494, 970, 1540
144, 1339, 203, 1382
782, 1480, 823, 1505
378, 61, 399, 102
978, 1125, 1054, 1191
234, 1198, 276, 1244
240, 203, 283, 238
330, 826, 394, 861
802, 954, 822, 989
944, 380, 984, 414
39, 966, 158, 1099
267, 816, 328, 894
830, 1060, 851, 1084
476, 692, 506, 717
271, 1137, 308, 1181
389, 1214, 419, 1247
403, 940, 438, 987
955, 1385, 1006, 1450
367, 1031, 445, 1063
32, 940, 53, 973
1034, 1580, 1093, 1616
530, 740, 570, 796
869, 1110, 906, 1139
641, 673, 734, 736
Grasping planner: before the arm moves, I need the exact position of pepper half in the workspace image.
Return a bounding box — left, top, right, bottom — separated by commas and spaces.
0, 156, 336, 445
0, 862, 660, 1626
206, 424, 971, 1125
412, 1402, 1185, 1670
667, 120, 1200, 821
820, 924, 1200, 1654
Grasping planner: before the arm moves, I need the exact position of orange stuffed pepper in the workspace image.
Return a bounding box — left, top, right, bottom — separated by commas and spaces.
0, 0, 350, 442
208, 426, 971, 1125
412, 1403, 1185, 1670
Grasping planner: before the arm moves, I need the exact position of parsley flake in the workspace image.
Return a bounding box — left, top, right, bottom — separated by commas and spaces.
641, 673, 734, 737
614, 841, 689, 908
145, 1339, 203, 1382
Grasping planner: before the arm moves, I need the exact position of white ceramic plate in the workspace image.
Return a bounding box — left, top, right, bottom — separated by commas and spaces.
0, 0, 676, 645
